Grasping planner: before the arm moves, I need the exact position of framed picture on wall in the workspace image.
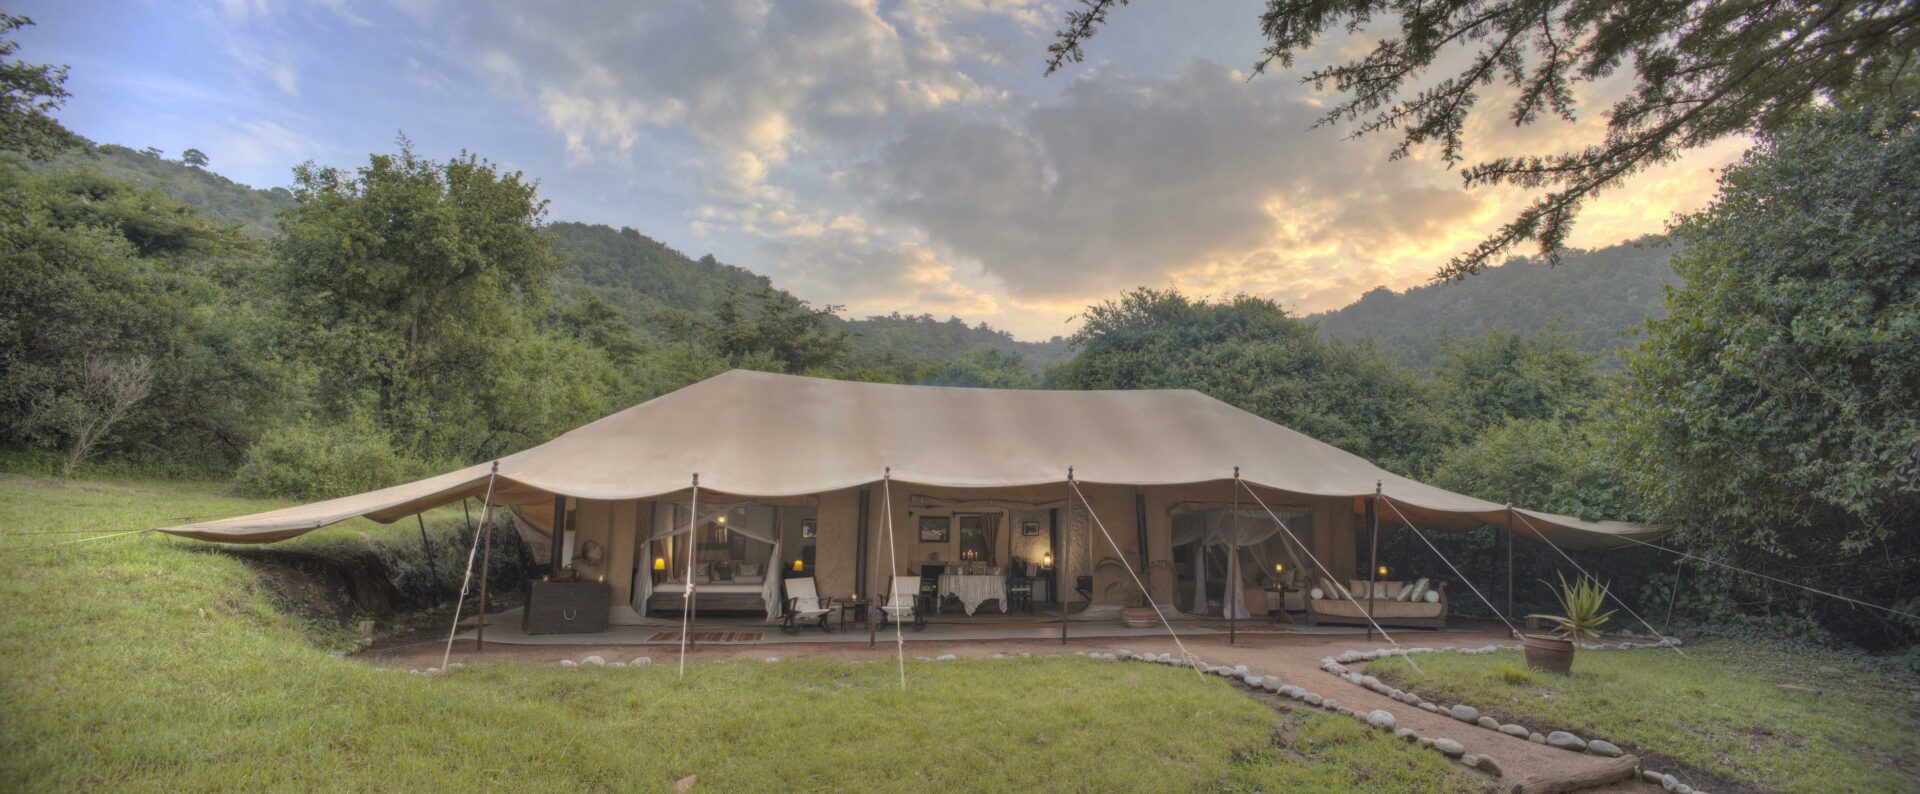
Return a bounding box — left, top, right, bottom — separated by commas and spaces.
801, 518, 817, 539
1022, 520, 1041, 536
918, 515, 950, 542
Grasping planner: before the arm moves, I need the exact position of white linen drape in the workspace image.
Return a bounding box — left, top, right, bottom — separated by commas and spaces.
1172, 508, 1312, 618
636, 501, 785, 619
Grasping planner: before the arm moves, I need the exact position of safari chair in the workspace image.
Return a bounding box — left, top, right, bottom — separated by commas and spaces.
877, 576, 927, 631
781, 577, 834, 634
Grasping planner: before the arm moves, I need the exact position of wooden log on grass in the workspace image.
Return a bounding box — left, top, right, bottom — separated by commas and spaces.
1509, 754, 1638, 794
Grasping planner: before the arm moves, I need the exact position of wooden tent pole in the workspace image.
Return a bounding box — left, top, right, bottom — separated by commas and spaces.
1229, 468, 1239, 644
861, 487, 876, 650
417, 513, 439, 584
1365, 484, 1379, 641
1062, 467, 1072, 645
688, 476, 699, 652
1505, 504, 1517, 633
476, 500, 491, 651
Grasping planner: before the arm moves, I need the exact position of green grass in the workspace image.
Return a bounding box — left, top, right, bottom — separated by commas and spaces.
1369, 642, 1920, 793
0, 475, 1484, 792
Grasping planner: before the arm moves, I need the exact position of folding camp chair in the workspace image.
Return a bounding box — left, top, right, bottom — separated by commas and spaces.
876, 576, 927, 631
781, 577, 834, 634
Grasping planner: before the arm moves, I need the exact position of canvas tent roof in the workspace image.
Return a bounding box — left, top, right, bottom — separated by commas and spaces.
158, 369, 1662, 549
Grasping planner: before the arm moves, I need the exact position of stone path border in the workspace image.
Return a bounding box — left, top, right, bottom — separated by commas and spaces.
1321, 641, 1710, 794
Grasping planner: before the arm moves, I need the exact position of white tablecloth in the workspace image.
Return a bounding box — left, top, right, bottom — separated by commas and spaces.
938, 574, 1007, 615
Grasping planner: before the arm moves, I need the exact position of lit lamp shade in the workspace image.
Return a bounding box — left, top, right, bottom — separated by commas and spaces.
1041, 552, 1053, 568
1274, 562, 1284, 574
1377, 565, 1389, 577
653, 557, 666, 571
792, 559, 804, 572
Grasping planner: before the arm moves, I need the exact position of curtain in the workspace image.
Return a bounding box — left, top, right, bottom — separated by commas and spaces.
1172, 508, 1313, 618
982, 513, 999, 566
637, 501, 786, 620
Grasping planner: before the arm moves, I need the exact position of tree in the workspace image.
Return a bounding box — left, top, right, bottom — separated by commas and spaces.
1052, 288, 1458, 474
1438, 330, 1596, 431
180, 148, 209, 169
1046, 0, 1920, 278
31, 355, 154, 477
665, 285, 851, 375
916, 348, 1039, 389
1614, 99, 1920, 647
0, 15, 81, 160
275, 140, 568, 461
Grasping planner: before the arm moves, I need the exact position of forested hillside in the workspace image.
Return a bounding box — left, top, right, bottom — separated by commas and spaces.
37, 144, 295, 238
1311, 240, 1678, 369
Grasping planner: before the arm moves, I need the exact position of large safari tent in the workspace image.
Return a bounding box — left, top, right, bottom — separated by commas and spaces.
161, 370, 1660, 631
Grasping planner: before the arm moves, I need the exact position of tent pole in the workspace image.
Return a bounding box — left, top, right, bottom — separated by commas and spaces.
1062, 467, 1072, 645
1133, 488, 1149, 599
476, 500, 492, 651
417, 513, 440, 585
1229, 468, 1239, 644
1505, 504, 1517, 635
1663, 558, 1684, 632
861, 487, 875, 650
1365, 486, 1378, 641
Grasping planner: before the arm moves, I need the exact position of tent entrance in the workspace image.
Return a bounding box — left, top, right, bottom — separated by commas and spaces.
1172, 506, 1315, 618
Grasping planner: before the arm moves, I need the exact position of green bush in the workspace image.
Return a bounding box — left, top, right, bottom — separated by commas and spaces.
234, 418, 427, 500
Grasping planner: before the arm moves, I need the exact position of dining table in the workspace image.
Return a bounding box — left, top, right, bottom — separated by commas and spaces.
937, 573, 1007, 616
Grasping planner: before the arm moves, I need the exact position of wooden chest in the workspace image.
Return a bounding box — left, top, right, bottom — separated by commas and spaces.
522, 580, 611, 635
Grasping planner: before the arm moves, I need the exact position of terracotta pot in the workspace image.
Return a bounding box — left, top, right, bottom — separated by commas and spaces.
1120, 607, 1157, 628
1522, 633, 1574, 673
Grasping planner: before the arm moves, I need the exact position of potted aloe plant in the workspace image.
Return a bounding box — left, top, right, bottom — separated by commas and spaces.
1523, 574, 1616, 674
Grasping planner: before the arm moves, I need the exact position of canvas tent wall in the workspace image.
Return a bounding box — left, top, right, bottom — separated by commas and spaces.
159, 370, 1664, 613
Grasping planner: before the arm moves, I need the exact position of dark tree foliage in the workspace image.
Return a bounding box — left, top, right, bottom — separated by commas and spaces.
0, 15, 82, 160
1438, 329, 1597, 430
663, 285, 851, 375
1052, 288, 1458, 475
1046, 0, 1920, 278
1616, 100, 1920, 648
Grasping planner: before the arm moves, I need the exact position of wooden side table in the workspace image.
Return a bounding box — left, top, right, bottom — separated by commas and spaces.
839, 598, 868, 630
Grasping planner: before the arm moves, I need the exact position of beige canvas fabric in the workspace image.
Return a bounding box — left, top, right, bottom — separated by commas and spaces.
159, 370, 1662, 549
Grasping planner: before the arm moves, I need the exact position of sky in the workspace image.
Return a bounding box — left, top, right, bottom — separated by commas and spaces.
20, 0, 1745, 341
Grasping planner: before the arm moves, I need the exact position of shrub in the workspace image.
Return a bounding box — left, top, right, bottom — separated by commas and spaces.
234, 418, 427, 500
1493, 662, 1534, 685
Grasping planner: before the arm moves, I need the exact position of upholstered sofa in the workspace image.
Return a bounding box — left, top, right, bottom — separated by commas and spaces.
1305, 579, 1449, 628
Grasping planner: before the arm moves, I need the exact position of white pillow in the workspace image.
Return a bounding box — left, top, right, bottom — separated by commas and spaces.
1424, 589, 1440, 604
1408, 577, 1431, 603
738, 562, 760, 577
1309, 587, 1325, 600
1393, 582, 1414, 601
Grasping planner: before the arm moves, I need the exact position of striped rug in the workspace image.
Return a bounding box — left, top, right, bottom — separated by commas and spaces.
648, 631, 764, 643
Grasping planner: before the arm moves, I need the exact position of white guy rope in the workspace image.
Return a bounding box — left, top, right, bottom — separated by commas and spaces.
1587, 521, 1920, 623
679, 474, 698, 677
1511, 511, 1684, 656
1236, 478, 1424, 677
883, 470, 906, 689
3, 528, 151, 552
441, 462, 500, 671
1377, 495, 1523, 638
1068, 478, 1205, 680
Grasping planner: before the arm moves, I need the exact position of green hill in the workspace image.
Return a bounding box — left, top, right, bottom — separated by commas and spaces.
36, 144, 296, 238
1309, 239, 1678, 369
60, 146, 1066, 372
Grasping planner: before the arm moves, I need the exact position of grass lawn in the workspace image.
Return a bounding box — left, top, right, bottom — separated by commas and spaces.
0, 474, 1484, 792
1369, 641, 1920, 792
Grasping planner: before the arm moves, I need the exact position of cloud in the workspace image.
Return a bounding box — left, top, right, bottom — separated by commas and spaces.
431, 2, 1740, 335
